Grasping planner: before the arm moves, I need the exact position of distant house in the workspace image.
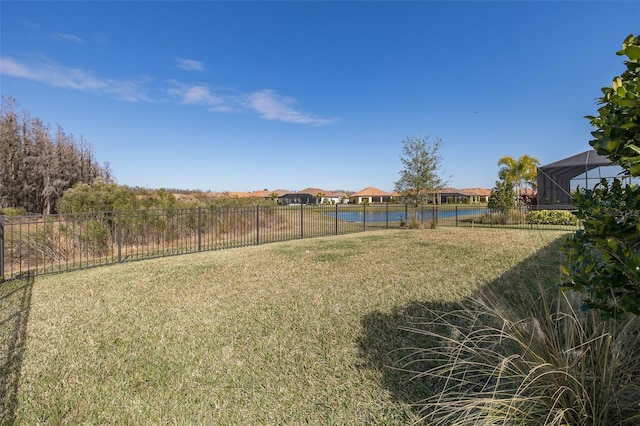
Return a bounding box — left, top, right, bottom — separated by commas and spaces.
461, 188, 492, 203
436, 188, 491, 204
349, 187, 393, 204
251, 189, 290, 201
327, 192, 349, 204
278, 192, 315, 205
297, 187, 349, 204
392, 188, 491, 204
220, 186, 491, 205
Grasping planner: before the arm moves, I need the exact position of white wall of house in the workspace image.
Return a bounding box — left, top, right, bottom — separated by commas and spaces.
320, 196, 348, 204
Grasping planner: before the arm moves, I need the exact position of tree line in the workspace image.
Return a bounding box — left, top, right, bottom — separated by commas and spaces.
0, 96, 112, 214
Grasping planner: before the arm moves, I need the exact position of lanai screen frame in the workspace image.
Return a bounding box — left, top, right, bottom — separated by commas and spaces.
537, 150, 611, 206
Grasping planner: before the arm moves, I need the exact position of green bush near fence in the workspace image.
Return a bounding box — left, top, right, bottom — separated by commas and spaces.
476, 210, 528, 225
527, 210, 578, 226
0, 207, 27, 217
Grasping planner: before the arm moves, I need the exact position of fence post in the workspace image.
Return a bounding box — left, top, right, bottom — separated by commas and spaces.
117, 210, 122, 263
256, 205, 260, 245
300, 203, 304, 239
455, 205, 458, 227
0, 214, 4, 281
198, 207, 202, 252
335, 203, 338, 235
385, 202, 389, 229
363, 202, 366, 231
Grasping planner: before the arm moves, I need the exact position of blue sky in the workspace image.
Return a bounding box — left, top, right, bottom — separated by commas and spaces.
1, 1, 639, 193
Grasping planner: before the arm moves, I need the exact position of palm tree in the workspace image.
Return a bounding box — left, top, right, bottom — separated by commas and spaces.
520, 155, 540, 193
497, 155, 540, 203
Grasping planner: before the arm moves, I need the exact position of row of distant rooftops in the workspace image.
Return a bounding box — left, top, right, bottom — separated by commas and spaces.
212, 186, 494, 204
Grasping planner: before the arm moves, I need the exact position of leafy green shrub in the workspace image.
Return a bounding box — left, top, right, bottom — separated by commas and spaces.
587, 34, 640, 176
527, 209, 579, 226
562, 34, 640, 318
561, 179, 640, 317
58, 179, 137, 213
477, 210, 527, 225
488, 180, 516, 213
0, 207, 27, 216
401, 280, 640, 425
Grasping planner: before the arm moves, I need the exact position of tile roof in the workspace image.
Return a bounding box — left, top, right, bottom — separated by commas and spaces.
350, 187, 391, 197
298, 187, 329, 195
201, 186, 493, 199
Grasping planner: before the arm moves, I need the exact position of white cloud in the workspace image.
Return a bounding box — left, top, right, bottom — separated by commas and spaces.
176, 58, 205, 71
0, 56, 340, 125
0, 56, 150, 102
51, 33, 85, 44
245, 89, 340, 126
166, 81, 232, 112
167, 85, 339, 124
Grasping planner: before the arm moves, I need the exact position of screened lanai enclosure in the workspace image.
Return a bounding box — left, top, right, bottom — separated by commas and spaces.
537, 150, 638, 205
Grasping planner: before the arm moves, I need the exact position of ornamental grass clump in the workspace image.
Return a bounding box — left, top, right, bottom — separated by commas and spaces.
399, 280, 640, 425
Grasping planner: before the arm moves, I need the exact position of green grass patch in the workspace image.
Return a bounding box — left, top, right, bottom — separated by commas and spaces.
7, 228, 569, 424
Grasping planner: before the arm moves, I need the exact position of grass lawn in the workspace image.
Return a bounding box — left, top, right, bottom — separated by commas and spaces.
3, 227, 569, 424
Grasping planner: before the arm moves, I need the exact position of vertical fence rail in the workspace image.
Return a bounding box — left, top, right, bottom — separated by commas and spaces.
300, 204, 304, 239
198, 207, 202, 252
0, 214, 4, 281
117, 210, 122, 263
255, 205, 260, 246
386, 203, 389, 229
363, 203, 366, 231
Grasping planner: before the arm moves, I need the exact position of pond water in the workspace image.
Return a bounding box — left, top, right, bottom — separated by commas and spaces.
326, 208, 487, 223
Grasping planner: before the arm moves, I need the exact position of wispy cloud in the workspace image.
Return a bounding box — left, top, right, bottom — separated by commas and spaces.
1, 56, 340, 125
166, 81, 232, 112
51, 33, 85, 44
0, 56, 150, 102
167, 85, 339, 124
245, 89, 340, 126
176, 58, 205, 71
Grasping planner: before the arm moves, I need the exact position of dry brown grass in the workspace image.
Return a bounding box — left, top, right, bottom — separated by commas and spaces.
7, 227, 568, 424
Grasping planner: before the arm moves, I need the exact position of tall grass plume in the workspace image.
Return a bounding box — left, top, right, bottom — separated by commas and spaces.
400, 279, 640, 425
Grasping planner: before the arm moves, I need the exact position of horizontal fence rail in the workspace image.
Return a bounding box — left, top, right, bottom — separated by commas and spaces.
0, 203, 579, 280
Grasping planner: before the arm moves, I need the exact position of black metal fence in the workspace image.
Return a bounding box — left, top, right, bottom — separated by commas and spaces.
0, 203, 578, 280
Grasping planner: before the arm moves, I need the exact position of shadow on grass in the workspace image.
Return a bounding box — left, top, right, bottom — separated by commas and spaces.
356, 235, 567, 416
0, 273, 34, 425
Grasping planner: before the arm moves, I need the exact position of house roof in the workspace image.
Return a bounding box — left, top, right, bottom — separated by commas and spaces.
295, 188, 348, 198
249, 190, 272, 198
537, 150, 612, 205
298, 187, 328, 195
210, 186, 492, 199
459, 188, 492, 196
350, 187, 391, 197
539, 150, 611, 178
280, 192, 315, 198
271, 189, 291, 196
329, 191, 348, 198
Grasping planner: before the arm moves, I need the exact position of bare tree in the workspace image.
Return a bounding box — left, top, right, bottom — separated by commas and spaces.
0, 96, 112, 214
